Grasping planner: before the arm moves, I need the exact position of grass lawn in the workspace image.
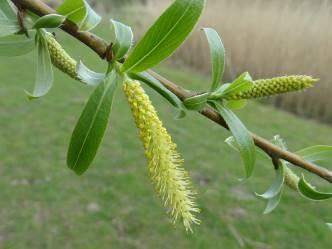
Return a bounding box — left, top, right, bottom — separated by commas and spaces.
0, 30, 331, 249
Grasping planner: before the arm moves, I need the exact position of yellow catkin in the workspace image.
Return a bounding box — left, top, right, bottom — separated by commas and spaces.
45, 33, 77, 79
284, 166, 300, 191
123, 80, 199, 231
226, 75, 318, 100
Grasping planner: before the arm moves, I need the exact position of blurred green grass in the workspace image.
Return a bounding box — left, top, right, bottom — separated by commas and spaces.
0, 29, 331, 249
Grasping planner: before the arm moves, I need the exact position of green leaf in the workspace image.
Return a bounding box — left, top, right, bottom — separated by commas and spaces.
25, 31, 53, 99
202, 28, 225, 92
111, 19, 133, 60
209, 83, 229, 99
211, 72, 253, 99
225, 136, 239, 151
128, 71, 186, 115
214, 102, 256, 178
33, 14, 66, 29
0, 0, 16, 20
57, 0, 101, 31
184, 93, 209, 111
0, 32, 35, 56
76, 60, 105, 86
0, 0, 18, 37
256, 135, 290, 214
67, 70, 119, 175
79, 3, 101, 32
263, 191, 282, 215
296, 145, 332, 164
298, 175, 332, 201
223, 72, 253, 96
256, 164, 285, 199
225, 99, 248, 110
226, 136, 270, 161
122, 0, 205, 73
0, 18, 19, 37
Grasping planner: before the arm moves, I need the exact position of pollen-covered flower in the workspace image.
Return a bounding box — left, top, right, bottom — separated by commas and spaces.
123, 79, 199, 231
226, 76, 318, 100
45, 33, 77, 79
284, 166, 300, 191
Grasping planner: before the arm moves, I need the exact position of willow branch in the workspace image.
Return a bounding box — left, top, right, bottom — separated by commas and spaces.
15, 0, 332, 183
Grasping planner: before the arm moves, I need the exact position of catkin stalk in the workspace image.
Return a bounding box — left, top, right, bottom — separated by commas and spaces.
123, 80, 199, 231
45, 33, 77, 79
226, 76, 318, 100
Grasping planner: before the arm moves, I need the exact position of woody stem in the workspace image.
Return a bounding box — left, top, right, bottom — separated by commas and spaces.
14, 0, 332, 183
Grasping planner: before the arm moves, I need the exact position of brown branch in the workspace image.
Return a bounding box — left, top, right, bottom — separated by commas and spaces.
15, 0, 332, 183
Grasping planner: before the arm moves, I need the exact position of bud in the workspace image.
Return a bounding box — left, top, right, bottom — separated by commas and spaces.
123, 80, 199, 231
284, 166, 300, 191
226, 76, 318, 100
45, 34, 77, 79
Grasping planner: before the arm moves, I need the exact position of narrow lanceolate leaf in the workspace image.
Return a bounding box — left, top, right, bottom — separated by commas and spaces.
33, 14, 66, 29
256, 164, 285, 199
76, 60, 105, 86
111, 19, 133, 60
129, 71, 186, 115
79, 2, 101, 32
67, 71, 119, 175
0, 0, 16, 20
257, 135, 289, 214
122, 0, 205, 73
225, 136, 240, 152
25, 31, 53, 99
222, 72, 254, 97
298, 175, 332, 201
211, 72, 253, 99
202, 28, 225, 91
214, 103, 256, 178
296, 145, 332, 164
0, 33, 35, 56
225, 99, 248, 110
263, 191, 282, 215
184, 93, 209, 111
0, 18, 19, 37
57, 0, 101, 31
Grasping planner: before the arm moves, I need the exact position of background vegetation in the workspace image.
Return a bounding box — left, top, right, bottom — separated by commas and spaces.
48, 0, 331, 123
0, 1, 331, 248
127, 0, 332, 124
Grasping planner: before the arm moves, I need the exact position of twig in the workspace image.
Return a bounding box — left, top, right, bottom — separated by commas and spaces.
14, 0, 332, 183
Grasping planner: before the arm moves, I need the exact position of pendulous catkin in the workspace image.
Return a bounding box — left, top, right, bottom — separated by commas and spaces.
226, 76, 318, 100
284, 166, 300, 191
123, 80, 199, 231
45, 33, 77, 79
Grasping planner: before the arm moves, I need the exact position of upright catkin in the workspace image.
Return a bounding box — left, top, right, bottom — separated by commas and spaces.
226, 76, 318, 100
45, 33, 77, 79
123, 80, 199, 231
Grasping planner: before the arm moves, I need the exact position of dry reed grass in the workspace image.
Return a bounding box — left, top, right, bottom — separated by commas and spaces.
130, 0, 332, 124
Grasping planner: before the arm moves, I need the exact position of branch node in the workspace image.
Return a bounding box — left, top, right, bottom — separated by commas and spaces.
271, 155, 281, 170
101, 42, 113, 62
